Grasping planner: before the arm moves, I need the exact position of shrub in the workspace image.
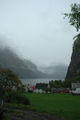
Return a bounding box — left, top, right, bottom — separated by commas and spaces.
4, 90, 30, 105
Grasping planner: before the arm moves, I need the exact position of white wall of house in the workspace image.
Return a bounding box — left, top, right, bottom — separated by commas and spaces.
34, 89, 46, 93
72, 83, 80, 89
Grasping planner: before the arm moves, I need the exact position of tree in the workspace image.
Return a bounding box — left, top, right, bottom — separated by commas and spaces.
64, 3, 80, 32
0, 69, 22, 90
64, 3, 80, 50
49, 80, 63, 88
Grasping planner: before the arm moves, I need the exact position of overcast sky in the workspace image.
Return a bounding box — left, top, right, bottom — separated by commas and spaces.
0, 0, 80, 66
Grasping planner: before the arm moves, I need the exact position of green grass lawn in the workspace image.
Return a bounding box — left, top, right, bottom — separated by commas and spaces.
24, 93, 80, 120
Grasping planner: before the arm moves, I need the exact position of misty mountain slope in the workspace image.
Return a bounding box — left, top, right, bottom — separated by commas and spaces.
24, 59, 38, 71
51, 65, 68, 79
0, 45, 67, 79
39, 65, 68, 79
0, 47, 45, 78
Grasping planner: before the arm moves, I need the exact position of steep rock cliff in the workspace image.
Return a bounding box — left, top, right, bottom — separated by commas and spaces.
66, 34, 80, 79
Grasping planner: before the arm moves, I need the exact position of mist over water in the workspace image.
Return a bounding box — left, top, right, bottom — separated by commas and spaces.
21, 78, 64, 86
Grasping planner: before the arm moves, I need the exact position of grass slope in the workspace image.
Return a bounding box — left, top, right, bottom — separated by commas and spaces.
24, 93, 80, 120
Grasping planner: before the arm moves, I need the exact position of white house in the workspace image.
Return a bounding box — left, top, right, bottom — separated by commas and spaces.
34, 89, 46, 93
72, 83, 80, 89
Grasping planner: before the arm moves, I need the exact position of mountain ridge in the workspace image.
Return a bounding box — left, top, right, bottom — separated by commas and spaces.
0, 47, 45, 78
0, 45, 67, 79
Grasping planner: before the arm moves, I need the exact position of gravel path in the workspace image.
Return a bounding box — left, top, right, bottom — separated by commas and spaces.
4, 108, 65, 120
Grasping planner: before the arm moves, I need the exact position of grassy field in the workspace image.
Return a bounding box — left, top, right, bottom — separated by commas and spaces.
24, 93, 80, 120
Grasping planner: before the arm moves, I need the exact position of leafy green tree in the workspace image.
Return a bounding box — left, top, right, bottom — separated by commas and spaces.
64, 3, 80, 31
63, 75, 80, 88
64, 3, 80, 51
49, 80, 63, 88
0, 69, 22, 90
17, 84, 26, 92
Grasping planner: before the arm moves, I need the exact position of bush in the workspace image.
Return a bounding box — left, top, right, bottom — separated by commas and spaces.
4, 90, 30, 105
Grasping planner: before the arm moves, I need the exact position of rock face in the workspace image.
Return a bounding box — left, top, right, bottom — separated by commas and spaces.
66, 34, 80, 79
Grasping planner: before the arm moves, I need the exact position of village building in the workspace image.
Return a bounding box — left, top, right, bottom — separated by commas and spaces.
72, 83, 80, 89
35, 83, 48, 89
34, 83, 48, 93
25, 84, 35, 92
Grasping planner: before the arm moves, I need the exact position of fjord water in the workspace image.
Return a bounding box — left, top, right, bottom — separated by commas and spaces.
21, 78, 60, 85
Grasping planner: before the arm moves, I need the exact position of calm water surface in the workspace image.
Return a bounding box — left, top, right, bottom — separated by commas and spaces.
21, 78, 59, 85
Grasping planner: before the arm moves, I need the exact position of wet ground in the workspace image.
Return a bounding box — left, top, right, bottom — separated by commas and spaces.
4, 108, 65, 120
